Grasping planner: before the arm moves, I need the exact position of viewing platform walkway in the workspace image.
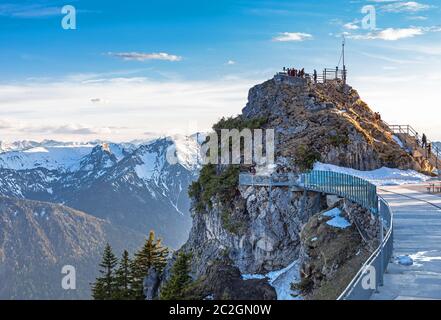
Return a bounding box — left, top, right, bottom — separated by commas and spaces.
372, 185, 441, 300
239, 170, 378, 213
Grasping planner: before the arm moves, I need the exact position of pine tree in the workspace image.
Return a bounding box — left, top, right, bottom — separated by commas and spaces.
131, 230, 169, 299
160, 252, 192, 300
91, 243, 118, 300
113, 250, 133, 300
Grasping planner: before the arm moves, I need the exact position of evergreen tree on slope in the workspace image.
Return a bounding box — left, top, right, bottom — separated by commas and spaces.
114, 250, 133, 299
160, 252, 192, 300
91, 243, 118, 300
131, 230, 169, 299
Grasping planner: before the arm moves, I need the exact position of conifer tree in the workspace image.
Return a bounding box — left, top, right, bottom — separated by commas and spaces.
160, 252, 192, 300
91, 243, 118, 300
131, 230, 169, 299
114, 250, 133, 299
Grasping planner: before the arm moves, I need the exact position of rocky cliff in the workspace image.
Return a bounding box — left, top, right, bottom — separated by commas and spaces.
151, 76, 430, 300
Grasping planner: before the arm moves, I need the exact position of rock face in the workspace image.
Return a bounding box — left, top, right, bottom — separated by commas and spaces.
184, 260, 277, 300
182, 188, 325, 278
143, 268, 161, 300
297, 201, 379, 300
155, 76, 428, 300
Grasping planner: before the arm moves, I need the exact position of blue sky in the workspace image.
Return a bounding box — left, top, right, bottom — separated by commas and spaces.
1, 0, 441, 141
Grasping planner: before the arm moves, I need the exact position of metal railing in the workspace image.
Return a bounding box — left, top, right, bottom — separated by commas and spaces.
389, 124, 441, 163
299, 170, 379, 214
277, 66, 347, 85
337, 196, 394, 300
240, 171, 378, 213
239, 173, 299, 187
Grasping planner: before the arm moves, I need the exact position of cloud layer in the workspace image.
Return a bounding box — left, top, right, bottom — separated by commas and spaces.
381, 1, 432, 13
273, 32, 313, 42
107, 52, 183, 62
0, 75, 258, 141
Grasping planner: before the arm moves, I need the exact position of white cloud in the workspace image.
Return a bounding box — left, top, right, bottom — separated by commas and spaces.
24, 124, 114, 135
273, 32, 313, 42
226, 60, 236, 65
107, 52, 183, 62
344, 22, 360, 30
0, 119, 17, 129
381, 1, 432, 13
0, 76, 259, 141
348, 27, 424, 40
0, 3, 61, 18
407, 15, 428, 20
347, 25, 441, 41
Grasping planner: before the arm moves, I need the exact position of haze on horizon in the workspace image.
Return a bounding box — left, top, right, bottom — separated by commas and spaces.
1, 0, 441, 142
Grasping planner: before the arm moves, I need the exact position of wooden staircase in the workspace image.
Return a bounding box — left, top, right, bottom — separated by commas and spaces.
388, 124, 440, 175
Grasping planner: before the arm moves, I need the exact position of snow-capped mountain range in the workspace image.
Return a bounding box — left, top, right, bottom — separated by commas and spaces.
0, 136, 202, 248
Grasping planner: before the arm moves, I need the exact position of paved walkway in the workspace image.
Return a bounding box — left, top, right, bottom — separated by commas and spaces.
372, 185, 441, 300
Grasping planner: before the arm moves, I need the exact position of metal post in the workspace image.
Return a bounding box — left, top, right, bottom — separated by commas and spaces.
379, 204, 384, 287
269, 177, 272, 212
343, 65, 347, 85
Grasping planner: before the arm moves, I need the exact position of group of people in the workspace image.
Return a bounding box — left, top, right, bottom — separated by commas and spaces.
284, 67, 306, 78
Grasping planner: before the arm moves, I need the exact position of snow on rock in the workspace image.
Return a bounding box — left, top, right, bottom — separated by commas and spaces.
165, 134, 202, 170
392, 135, 404, 149
322, 207, 351, 229
242, 259, 302, 300
392, 135, 411, 153
0, 145, 95, 172
134, 145, 167, 183
313, 162, 431, 186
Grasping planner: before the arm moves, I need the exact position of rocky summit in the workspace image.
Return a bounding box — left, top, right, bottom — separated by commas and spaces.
148, 75, 431, 300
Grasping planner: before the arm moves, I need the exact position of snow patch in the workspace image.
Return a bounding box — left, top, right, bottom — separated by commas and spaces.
134, 151, 159, 181
166, 135, 201, 170
323, 207, 351, 229
409, 251, 441, 267
313, 162, 431, 186
396, 255, 414, 266
242, 259, 302, 300
0, 145, 95, 171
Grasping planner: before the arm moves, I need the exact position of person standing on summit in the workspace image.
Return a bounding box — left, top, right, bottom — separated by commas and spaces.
422, 134, 427, 149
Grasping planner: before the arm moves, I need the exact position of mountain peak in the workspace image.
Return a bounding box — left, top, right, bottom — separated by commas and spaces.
241, 76, 433, 173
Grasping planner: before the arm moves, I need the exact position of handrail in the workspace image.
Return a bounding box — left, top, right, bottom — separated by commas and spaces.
389, 124, 441, 176
240, 171, 378, 214
390, 124, 441, 157
277, 66, 347, 84
300, 171, 379, 214
337, 196, 394, 300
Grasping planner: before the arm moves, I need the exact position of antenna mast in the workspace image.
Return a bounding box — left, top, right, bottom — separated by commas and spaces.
342, 36, 346, 85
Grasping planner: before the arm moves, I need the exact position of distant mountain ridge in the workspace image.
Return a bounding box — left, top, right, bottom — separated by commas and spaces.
0, 136, 201, 248
0, 196, 145, 299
